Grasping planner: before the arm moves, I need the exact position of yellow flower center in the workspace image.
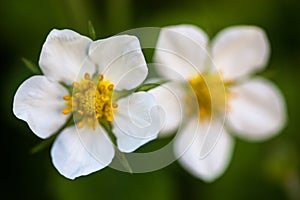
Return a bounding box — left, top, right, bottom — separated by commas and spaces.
62, 73, 117, 130
187, 72, 233, 121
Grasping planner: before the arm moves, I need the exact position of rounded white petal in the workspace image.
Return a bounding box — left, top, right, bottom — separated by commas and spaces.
51, 126, 115, 179
88, 35, 147, 90
174, 119, 234, 182
13, 76, 69, 139
149, 82, 185, 136
113, 126, 157, 153
113, 92, 162, 152
154, 25, 209, 80
227, 77, 286, 141
39, 29, 93, 84
211, 26, 270, 79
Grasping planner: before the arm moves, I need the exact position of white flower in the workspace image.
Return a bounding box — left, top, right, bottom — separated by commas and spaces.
13, 29, 161, 179
152, 25, 286, 182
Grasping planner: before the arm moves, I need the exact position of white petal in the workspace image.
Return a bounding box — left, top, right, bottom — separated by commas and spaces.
174, 119, 234, 182
113, 126, 157, 153
211, 26, 270, 79
88, 35, 147, 90
227, 77, 286, 141
51, 125, 115, 179
149, 82, 185, 136
39, 29, 93, 84
13, 76, 69, 139
154, 25, 209, 80
113, 92, 162, 152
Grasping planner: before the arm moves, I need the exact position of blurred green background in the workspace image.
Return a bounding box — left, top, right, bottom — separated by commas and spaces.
1, 0, 300, 199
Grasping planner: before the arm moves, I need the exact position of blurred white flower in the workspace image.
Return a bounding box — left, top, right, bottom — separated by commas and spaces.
152, 25, 286, 182
13, 29, 161, 179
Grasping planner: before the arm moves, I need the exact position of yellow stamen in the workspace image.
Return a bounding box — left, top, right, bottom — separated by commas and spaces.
82, 83, 88, 90
112, 103, 118, 108
63, 95, 71, 101
106, 116, 113, 122
84, 73, 90, 80
77, 121, 85, 129
98, 74, 104, 81
108, 84, 114, 91
73, 82, 79, 88
74, 93, 81, 98
62, 108, 72, 115
188, 73, 233, 121
99, 85, 105, 91
77, 110, 84, 116
62, 73, 117, 129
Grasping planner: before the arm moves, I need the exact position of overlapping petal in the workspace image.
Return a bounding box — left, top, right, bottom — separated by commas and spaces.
113, 126, 157, 153
88, 35, 148, 90
154, 25, 209, 80
13, 76, 69, 139
51, 126, 114, 179
227, 77, 286, 141
113, 92, 162, 152
39, 29, 94, 84
211, 26, 270, 80
149, 82, 185, 136
174, 119, 234, 182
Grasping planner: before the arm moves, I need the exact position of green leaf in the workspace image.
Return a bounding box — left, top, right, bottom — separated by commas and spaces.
115, 148, 133, 173
88, 20, 97, 40
21, 57, 41, 74
134, 81, 168, 92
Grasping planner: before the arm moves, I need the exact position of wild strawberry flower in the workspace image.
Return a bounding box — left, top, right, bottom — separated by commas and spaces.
13, 29, 161, 179
151, 25, 286, 182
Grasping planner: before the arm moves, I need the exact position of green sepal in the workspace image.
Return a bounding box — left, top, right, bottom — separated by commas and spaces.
99, 118, 133, 173
112, 90, 132, 101
30, 117, 74, 154
114, 148, 133, 174
30, 134, 56, 154
21, 57, 41, 74
60, 82, 73, 95
134, 80, 168, 92
99, 118, 115, 144
88, 20, 97, 40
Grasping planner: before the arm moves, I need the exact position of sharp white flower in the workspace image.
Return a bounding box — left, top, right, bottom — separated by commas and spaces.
152, 25, 286, 182
13, 29, 161, 179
